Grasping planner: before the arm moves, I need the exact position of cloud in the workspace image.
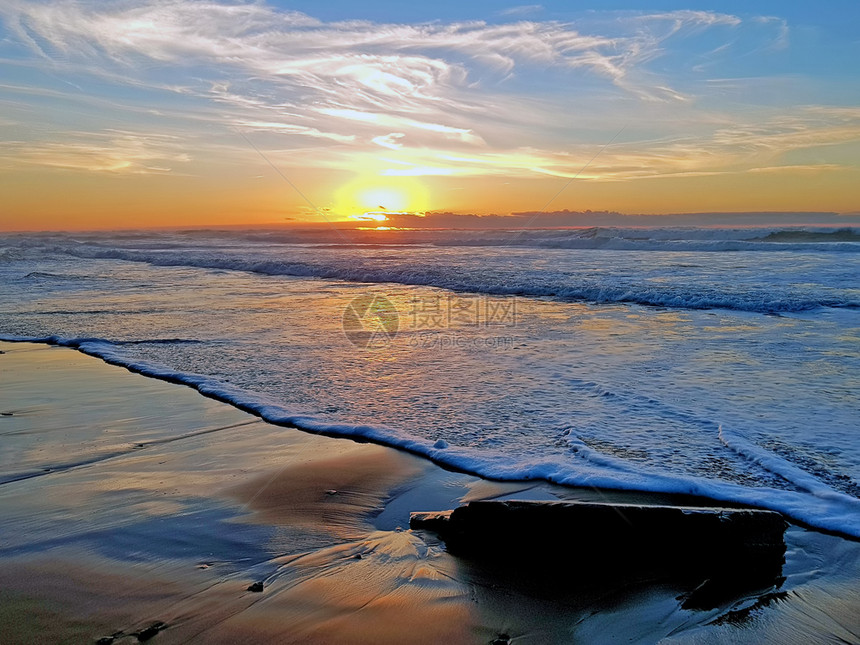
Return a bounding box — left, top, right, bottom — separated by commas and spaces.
752, 16, 789, 50
382, 210, 856, 229
0, 1, 758, 173
372, 133, 405, 150
747, 164, 844, 174
1, 130, 190, 173
316, 108, 484, 144
1, 2, 741, 110
2, 1, 854, 189
499, 5, 544, 18
340, 104, 860, 181
237, 121, 355, 143
634, 10, 741, 32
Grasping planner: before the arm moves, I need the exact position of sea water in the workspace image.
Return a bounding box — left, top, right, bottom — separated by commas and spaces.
1, 226, 858, 537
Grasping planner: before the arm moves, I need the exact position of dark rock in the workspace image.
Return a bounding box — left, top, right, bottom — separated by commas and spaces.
95, 638, 114, 645
408, 510, 451, 535
247, 581, 264, 592
353, 553, 363, 560
411, 500, 786, 608
490, 634, 511, 644
136, 621, 166, 641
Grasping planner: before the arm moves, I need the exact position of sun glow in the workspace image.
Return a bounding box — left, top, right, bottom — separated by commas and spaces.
353, 211, 389, 222
333, 176, 429, 221
357, 187, 409, 212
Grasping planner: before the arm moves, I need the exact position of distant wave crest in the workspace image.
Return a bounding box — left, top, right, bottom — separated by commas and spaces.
3, 227, 859, 314
35, 244, 860, 314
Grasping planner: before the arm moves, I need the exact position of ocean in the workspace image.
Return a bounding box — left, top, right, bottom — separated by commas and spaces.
1, 225, 858, 537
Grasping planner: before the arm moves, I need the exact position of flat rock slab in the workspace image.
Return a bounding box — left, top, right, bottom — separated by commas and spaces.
411, 500, 787, 607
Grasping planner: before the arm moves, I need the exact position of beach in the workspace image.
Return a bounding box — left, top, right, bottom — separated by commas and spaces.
1, 340, 858, 644
3, 0, 860, 641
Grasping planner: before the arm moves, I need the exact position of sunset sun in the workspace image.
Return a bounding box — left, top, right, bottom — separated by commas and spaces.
333, 176, 429, 222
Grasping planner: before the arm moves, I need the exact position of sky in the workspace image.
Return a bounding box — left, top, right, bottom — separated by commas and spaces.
1, 0, 859, 231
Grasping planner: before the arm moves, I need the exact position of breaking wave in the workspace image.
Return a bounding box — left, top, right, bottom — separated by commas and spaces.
23, 240, 859, 314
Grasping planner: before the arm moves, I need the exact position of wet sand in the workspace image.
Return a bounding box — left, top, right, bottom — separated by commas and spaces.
1, 341, 858, 644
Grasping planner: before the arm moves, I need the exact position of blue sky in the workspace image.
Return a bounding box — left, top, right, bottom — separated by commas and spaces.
1, 1, 859, 229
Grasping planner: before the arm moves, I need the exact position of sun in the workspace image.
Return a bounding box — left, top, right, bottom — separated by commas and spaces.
358, 187, 408, 212
333, 177, 429, 222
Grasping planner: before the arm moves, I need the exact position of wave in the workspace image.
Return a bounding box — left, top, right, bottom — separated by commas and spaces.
756, 228, 860, 243
27, 336, 205, 345
4, 227, 858, 315
424, 227, 860, 252
35, 243, 860, 314
24, 271, 82, 280
2, 334, 859, 539
6, 226, 860, 252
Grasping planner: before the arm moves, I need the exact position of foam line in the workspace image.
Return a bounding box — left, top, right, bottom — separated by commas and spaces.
2, 334, 859, 539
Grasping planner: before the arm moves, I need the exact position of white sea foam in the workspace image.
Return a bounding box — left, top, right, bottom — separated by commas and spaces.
2, 333, 858, 538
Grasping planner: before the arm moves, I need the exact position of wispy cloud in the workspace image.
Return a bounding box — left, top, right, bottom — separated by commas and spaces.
1, 130, 190, 173
1, 0, 855, 196
323, 105, 860, 181
372, 133, 405, 150
0, 1, 741, 117
499, 5, 544, 18
237, 121, 355, 143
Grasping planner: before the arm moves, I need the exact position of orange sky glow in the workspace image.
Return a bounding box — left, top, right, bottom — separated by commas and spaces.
1, 1, 859, 231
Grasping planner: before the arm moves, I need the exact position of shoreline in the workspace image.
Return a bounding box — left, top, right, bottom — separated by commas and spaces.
3, 335, 857, 540
1, 341, 858, 643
